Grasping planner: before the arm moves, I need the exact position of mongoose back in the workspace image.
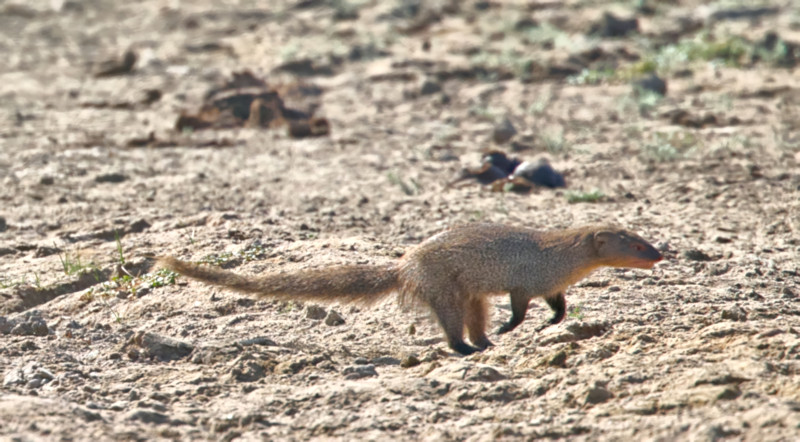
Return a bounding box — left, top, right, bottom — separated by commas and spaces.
158, 223, 662, 355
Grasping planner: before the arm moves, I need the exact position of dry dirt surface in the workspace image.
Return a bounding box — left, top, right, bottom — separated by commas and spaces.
2, 0, 800, 440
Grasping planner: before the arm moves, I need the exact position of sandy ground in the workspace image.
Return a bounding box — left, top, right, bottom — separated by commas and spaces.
1, 0, 800, 440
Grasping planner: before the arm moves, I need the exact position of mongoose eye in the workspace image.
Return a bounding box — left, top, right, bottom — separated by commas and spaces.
632, 243, 646, 252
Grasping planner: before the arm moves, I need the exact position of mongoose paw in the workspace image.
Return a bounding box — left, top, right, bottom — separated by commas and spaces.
472, 338, 494, 350
451, 342, 480, 356
497, 322, 518, 335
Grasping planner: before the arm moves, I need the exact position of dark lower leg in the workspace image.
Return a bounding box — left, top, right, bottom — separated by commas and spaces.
546, 292, 566, 324
535, 292, 566, 332
429, 296, 478, 356
498, 289, 531, 334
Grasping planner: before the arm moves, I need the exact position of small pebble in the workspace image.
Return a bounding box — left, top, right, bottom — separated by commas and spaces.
325, 310, 345, 326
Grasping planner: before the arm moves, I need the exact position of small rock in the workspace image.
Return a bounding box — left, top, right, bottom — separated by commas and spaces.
427, 363, 506, 382
342, 364, 378, 380
782, 287, 796, 299
34, 245, 61, 258
124, 408, 169, 424
420, 79, 442, 95
467, 366, 506, 382
20, 340, 38, 351
228, 360, 267, 383
136, 401, 166, 412
683, 249, 714, 261
39, 176, 55, 185
708, 263, 730, 276
636, 334, 656, 343
401, 355, 421, 368
324, 310, 345, 326
306, 305, 327, 320
127, 331, 194, 362
3, 361, 54, 388
3, 366, 25, 387
237, 336, 277, 347
353, 357, 369, 365
94, 173, 128, 183
721, 305, 747, 321
0, 247, 16, 256
64, 320, 82, 329
548, 350, 568, 368
287, 117, 330, 139
35, 367, 55, 381
635, 74, 667, 96
408, 324, 416, 335
757, 328, 783, 338
701, 322, 754, 339
747, 290, 764, 301
126, 219, 151, 233
509, 158, 566, 189
150, 392, 169, 403
10, 316, 49, 336
73, 406, 103, 422
0, 217, 6, 232
94, 49, 137, 78
0, 317, 11, 334
565, 321, 608, 340
109, 401, 128, 411
371, 356, 401, 366
717, 385, 742, 400
274, 355, 326, 375
694, 371, 751, 387
593, 12, 639, 37
585, 386, 614, 404
492, 118, 517, 144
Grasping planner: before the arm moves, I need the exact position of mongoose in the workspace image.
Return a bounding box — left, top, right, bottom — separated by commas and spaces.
158, 223, 662, 355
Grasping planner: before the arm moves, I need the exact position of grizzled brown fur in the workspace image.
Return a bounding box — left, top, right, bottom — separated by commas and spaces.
159, 223, 662, 355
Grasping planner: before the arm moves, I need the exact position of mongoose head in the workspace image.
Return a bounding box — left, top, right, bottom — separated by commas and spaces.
592, 228, 663, 269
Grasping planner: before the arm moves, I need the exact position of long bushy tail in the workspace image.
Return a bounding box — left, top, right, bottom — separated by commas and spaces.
157, 256, 399, 305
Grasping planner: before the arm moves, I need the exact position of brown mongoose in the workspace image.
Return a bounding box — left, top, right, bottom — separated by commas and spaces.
158, 223, 662, 355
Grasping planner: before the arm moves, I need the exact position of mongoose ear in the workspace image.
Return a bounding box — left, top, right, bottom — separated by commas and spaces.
593, 231, 612, 250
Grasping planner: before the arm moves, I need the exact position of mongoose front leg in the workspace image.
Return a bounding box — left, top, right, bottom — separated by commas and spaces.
465, 297, 494, 350
534, 292, 566, 333
497, 289, 532, 334
545, 292, 566, 324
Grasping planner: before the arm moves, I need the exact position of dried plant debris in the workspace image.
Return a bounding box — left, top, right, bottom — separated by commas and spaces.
175, 70, 329, 138
124, 131, 236, 149
661, 109, 743, 128
451, 150, 566, 192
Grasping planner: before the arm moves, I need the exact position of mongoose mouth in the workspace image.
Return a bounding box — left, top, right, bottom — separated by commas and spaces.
630, 256, 663, 269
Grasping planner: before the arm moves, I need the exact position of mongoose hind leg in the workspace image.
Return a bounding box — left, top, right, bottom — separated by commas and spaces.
465, 297, 493, 350
534, 292, 566, 333
427, 289, 479, 355
497, 288, 533, 334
